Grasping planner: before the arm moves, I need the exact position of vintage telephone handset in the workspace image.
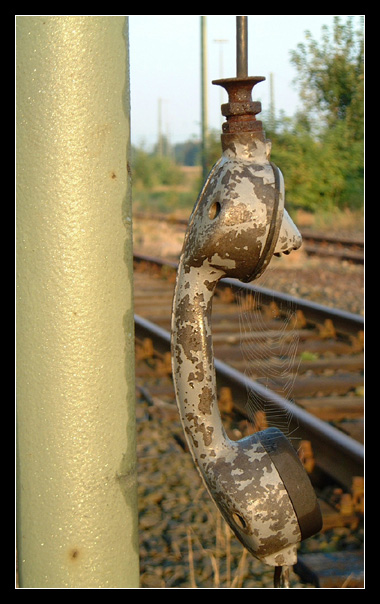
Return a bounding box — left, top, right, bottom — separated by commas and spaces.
171, 17, 322, 587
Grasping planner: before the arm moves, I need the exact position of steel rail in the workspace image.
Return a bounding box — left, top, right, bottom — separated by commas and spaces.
134, 253, 364, 336
300, 231, 364, 248
133, 214, 364, 263
133, 213, 364, 248
220, 278, 364, 337
134, 313, 364, 490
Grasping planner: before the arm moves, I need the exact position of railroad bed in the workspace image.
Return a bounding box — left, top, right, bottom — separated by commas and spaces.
133, 254, 364, 588
133, 254, 364, 485
133, 212, 364, 264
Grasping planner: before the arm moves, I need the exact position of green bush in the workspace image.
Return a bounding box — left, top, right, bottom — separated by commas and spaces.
131, 148, 184, 189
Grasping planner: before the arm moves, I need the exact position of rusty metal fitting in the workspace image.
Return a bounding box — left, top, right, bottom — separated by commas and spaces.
221, 118, 263, 134
212, 76, 265, 135
221, 101, 262, 117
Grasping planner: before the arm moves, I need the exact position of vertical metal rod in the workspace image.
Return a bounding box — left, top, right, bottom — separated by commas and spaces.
236, 16, 248, 77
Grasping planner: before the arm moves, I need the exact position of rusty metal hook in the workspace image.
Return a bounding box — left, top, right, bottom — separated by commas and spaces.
274, 565, 290, 588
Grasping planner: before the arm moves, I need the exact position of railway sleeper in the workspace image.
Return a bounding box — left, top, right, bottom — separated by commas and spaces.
256, 373, 363, 398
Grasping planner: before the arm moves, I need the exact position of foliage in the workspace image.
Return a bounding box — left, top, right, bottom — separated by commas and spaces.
173, 139, 201, 166
204, 17, 364, 213
132, 17, 364, 215
131, 146, 184, 189
289, 16, 364, 134
283, 16, 364, 211
266, 116, 359, 211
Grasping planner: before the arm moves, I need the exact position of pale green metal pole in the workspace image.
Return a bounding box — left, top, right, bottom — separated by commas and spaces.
16, 16, 139, 588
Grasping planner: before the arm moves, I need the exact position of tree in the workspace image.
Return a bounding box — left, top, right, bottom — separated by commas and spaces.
174, 139, 201, 166
267, 117, 346, 212
290, 16, 364, 134
131, 146, 184, 189
286, 16, 364, 210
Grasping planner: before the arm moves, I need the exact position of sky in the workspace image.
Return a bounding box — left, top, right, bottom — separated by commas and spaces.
128, 15, 359, 150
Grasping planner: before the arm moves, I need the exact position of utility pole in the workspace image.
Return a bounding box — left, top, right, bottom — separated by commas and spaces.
16, 16, 139, 588
158, 97, 163, 156
269, 72, 276, 131
214, 38, 229, 126
200, 16, 208, 180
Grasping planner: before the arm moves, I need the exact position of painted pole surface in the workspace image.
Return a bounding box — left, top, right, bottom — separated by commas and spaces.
16, 16, 139, 588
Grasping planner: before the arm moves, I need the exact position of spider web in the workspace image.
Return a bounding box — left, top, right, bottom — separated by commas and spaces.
235, 269, 301, 440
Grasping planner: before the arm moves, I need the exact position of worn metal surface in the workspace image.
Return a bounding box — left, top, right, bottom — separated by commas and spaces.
170, 128, 322, 566
16, 16, 139, 588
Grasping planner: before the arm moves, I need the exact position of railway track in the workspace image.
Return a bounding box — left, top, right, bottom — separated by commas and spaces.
133, 212, 364, 264
133, 252, 363, 487
133, 253, 364, 587
299, 231, 364, 264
